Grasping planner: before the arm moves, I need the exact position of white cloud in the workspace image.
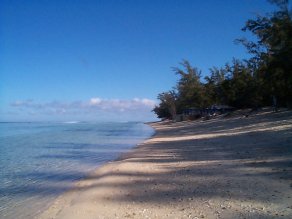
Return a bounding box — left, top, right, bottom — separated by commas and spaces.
10, 97, 157, 121
89, 98, 102, 105
141, 98, 156, 107
87, 97, 156, 110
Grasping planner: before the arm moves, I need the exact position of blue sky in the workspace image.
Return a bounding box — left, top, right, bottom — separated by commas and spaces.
0, 0, 277, 122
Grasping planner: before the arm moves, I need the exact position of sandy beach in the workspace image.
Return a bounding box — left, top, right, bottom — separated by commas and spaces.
37, 109, 292, 219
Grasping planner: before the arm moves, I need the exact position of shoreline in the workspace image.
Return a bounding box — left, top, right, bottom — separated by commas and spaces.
37, 110, 292, 219
0, 122, 154, 219
31, 122, 156, 218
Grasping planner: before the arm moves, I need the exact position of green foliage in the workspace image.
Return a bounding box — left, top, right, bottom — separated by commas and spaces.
153, 0, 292, 119
173, 60, 206, 112
152, 91, 177, 119
240, 0, 292, 106
204, 67, 227, 105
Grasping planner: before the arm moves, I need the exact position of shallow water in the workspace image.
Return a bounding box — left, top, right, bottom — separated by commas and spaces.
0, 122, 154, 218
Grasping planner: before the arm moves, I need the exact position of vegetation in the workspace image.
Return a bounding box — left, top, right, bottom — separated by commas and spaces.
153, 0, 292, 119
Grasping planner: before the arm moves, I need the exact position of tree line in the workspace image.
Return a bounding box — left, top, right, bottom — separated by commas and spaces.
153, 0, 292, 120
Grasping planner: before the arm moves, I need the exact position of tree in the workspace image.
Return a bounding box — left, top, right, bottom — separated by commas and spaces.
173, 60, 206, 112
238, 0, 292, 106
204, 66, 227, 105
153, 0, 292, 121
152, 91, 177, 120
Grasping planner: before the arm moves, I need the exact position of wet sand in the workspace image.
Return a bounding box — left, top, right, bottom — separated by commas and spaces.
37, 109, 292, 219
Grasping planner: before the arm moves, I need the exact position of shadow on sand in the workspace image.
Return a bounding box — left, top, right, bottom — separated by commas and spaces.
6, 110, 292, 218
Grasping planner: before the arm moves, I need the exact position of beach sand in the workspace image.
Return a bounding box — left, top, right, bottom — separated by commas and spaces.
37, 109, 292, 219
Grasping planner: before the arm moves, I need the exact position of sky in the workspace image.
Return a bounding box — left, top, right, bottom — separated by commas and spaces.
0, 0, 278, 122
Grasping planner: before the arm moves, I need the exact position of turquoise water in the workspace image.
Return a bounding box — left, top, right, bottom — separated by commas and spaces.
0, 122, 154, 219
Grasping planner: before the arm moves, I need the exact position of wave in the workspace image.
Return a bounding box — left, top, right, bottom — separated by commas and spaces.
63, 121, 81, 124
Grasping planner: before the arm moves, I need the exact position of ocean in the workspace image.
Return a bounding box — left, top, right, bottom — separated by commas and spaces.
0, 121, 154, 219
